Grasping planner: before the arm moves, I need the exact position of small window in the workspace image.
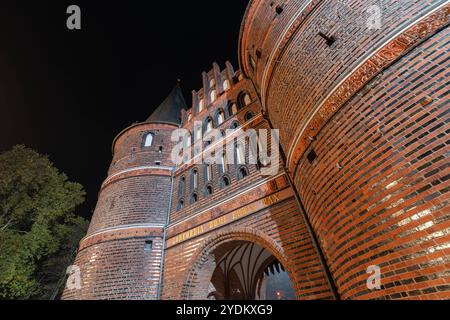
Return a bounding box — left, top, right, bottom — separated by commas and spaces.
158, 146, 163, 153
245, 112, 254, 121
275, 5, 284, 15
229, 103, 238, 116
177, 199, 184, 211
199, 99, 205, 113
192, 169, 198, 189
144, 240, 153, 251
194, 125, 202, 141
210, 78, 216, 88
249, 132, 259, 164
236, 143, 245, 164
205, 118, 213, 132
183, 132, 191, 149
307, 149, 317, 164
206, 185, 213, 196
230, 121, 240, 130
144, 133, 154, 147
238, 92, 252, 108
179, 176, 186, 197
206, 164, 212, 181
248, 54, 256, 71
244, 94, 252, 106
256, 48, 262, 59
210, 90, 217, 103
223, 80, 231, 91
191, 192, 198, 204
204, 139, 212, 147
216, 110, 225, 126
238, 166, 249, 179
220, 153, 227, 173
221, 176, 231, 188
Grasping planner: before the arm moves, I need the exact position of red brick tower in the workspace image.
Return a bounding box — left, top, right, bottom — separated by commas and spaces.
62, 84, 186, 299
239, 0, 450, 299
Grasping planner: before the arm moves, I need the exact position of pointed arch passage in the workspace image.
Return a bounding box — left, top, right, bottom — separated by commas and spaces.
181, 231, 297, 300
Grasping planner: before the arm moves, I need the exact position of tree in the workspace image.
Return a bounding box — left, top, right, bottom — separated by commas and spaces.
0, 145, 88, 299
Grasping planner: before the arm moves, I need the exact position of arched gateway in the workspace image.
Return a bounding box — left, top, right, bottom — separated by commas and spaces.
181, 231, 296, 300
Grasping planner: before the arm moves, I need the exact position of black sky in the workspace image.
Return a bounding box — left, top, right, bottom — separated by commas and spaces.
0, 0, 249, 219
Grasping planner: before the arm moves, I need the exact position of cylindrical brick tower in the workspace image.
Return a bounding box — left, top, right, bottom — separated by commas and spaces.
239, 0, 450, 299
62, 84, 186, 299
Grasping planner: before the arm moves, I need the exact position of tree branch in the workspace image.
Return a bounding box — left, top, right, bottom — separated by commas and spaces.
0, 219, 13, 231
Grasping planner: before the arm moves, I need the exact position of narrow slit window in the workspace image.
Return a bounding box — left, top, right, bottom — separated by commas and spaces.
307, 149, 317, 164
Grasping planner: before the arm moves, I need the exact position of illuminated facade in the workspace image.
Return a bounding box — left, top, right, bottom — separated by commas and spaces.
63, 0, 450, 300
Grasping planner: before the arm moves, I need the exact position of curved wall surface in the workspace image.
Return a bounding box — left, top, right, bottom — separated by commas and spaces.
62, 122, 177, 299
240, 0, 450, 299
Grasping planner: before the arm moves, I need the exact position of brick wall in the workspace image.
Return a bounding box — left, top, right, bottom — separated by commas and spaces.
162, 67, 333, 299
62, 122, 177, 299
162, 188, 334, 300
240, 0, 450, 299
109, 123, 178, 175
171, 76, 275, 223
62, 228, 164, 300
242, 0, 448, 151
295, 30, 450, 299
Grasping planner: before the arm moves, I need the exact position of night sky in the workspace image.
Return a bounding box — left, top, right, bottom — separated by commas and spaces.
0, 1, 249, 219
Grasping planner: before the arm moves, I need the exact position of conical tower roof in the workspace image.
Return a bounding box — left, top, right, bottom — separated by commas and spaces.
146, 82, 187, 125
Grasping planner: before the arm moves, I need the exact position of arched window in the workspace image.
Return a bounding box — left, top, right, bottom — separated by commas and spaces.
199, 99, 205, 113
205, 185, 213, 196
188, 113, 192, 121
221, 175, 231, 188
205, 163, 212, 181
244, 94, 252, 106
181, 133, 191, 163
210, 78, 216, 88
190, 192, 198, 204
223, 80, 231, 91
249, 131, 259, 165
178, 176, 186, 197
210, 90, 217, 103
238, 166, 249, 180
229, 103, 238, 116
177, 199, 184, 211
238, 92, 252, 108
205, 117, 213, 132
245, 112, 254, 122
143, 132, 154, 147
230, 121, 240, 130
216, 109, 225, 126
220, 152, 227, 174
191, 169, 198, 190
236, 142, 245, 165
194, 125, 202, 141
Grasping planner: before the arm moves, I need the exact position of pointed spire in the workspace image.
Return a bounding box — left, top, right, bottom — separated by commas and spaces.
146, 82, 187, 124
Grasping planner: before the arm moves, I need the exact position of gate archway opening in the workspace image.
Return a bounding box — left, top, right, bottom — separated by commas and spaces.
185, 240, 295, 300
